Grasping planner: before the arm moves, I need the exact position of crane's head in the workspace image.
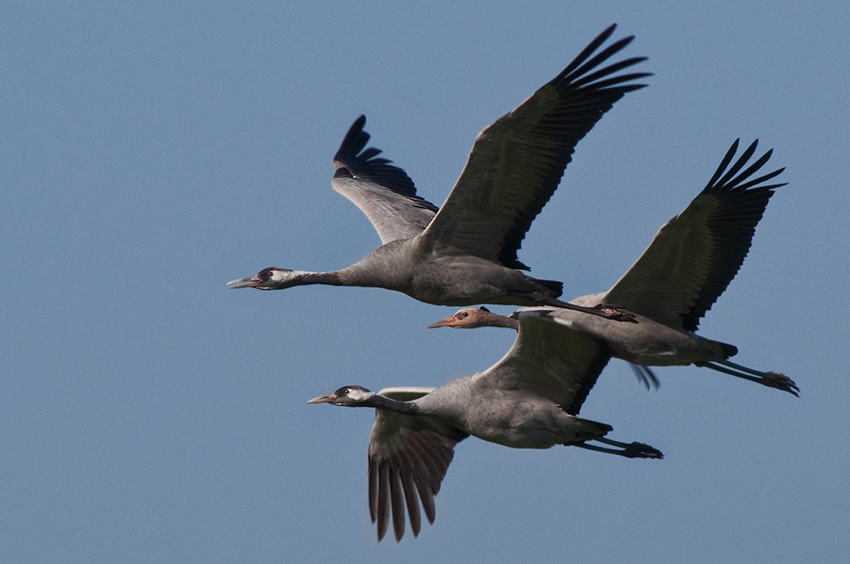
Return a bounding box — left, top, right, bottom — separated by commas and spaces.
227, 267, 297, 290
427, 307, 493, 328
307, 386, 374, 407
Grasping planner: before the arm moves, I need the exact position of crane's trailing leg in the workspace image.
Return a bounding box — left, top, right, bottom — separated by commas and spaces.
570, 437, 664, 459
596, 304, 638, 322
595, 304, 638, 323
700, 360, 799, 396
545, 298, 637, 323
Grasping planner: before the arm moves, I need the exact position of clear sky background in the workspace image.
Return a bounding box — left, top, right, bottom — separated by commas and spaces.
2, 2, 848, 563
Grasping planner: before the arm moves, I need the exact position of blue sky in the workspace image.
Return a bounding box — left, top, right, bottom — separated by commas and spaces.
2, 2, 848, 562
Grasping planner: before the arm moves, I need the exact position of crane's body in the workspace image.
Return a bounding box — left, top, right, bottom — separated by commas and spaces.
408, 375, 612, 448
309, 310, 662, 542
229, 25, 648, 321
543, 305, 733, 366
246, 237, 568, 306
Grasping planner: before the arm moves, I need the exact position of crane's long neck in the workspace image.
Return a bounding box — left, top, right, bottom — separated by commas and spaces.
277, 263, 403, 291
268, 242, 417, 294
481, 312, 520, 330
264, 269, 346, 289
294, 270, 345, 286
365, 394, 420, 416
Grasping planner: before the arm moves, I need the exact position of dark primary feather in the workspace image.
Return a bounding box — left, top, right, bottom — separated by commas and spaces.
602, 139, 785, 331
330, 116, 439, 244
333, 115, 438, 211
422, 24, 651, 270
682, 140, 785, 330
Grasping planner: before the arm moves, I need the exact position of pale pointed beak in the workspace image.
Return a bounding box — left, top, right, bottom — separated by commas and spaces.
307, 393, 334, 404
227, 275, 259, 289
427, 316, 457, 329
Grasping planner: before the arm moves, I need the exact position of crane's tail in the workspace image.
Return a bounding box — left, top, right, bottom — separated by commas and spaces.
530, 277, 564, 298
567, 417, 614, 442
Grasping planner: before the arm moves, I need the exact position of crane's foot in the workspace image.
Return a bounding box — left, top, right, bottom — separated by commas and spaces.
620, 442, 664, 459
595, 304, 637, 323
569, 439, 664, 459
764, 371, 800, 397
701, 360, 800, 397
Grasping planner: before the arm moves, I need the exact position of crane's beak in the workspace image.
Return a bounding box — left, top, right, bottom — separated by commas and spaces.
427, 315, 457, 328
307, 393, 334, 404
227, 275, 260, 289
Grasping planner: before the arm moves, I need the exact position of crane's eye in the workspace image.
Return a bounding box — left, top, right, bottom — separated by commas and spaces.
459, 312, 468, 318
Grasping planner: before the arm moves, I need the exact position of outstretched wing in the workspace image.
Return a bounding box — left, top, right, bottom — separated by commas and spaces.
601, 139, 785, 331
484, 311, 612, 415
368, 387, 468, 542
422, 24, 650, 269
331, 116, 438, 244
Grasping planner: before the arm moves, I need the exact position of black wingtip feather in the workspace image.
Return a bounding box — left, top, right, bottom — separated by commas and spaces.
681, 139, 785, 331
568, 36, 639, 84
333, 115, 439, 212
495, 26, 647, 270
703, 139, 784, 197
715, 140, 759, 187
558, 24, 620, 78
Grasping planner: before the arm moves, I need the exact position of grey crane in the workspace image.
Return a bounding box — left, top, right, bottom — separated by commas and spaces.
228, 25, 648, 321
308, 310, 663, 542
428, 139, 798, 396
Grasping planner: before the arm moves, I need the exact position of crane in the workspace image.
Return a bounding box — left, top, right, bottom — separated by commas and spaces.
428, 139, 798, 396
430, 306, 660, 389
229, 25, 648, 321
308, 310, 662, 542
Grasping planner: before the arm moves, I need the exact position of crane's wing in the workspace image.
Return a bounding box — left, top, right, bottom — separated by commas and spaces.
421, 24, 650, 269
601, 140, 785, 331
516, 305, 659, 389
332, 116, 439, 244
484, 311, 612, 415
368, 387, 468, 542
